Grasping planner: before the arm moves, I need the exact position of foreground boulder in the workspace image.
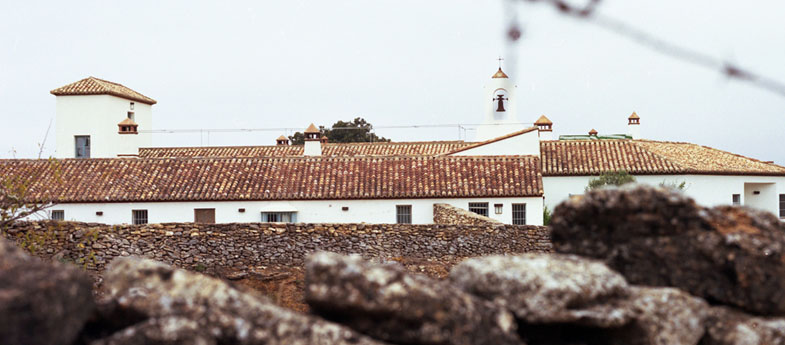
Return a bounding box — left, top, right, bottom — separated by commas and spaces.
608, 287, 707, 345
305, 251, 521, 345
449, 254, 708, 345
0, 238, 94, 345
96, 256, 383, 345
449, 254, 633, 327
702, 306, 785, 345
551, 185, 785, 315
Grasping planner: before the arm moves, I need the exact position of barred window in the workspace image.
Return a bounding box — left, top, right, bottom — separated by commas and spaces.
780, 194, 785, 218
512, 203, 526, 225
132, 210, 148, 225
732, 194, 741, 206
261, 212, 297, 223
51, 210, 64, 221
396, 205, 412, 224
468, 202, 489, 217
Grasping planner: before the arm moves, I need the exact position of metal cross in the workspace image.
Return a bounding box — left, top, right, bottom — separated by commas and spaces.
497, 56, 504, 68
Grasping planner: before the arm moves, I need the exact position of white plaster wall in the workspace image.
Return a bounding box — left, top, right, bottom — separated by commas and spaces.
453, 129, 540, 156
55, 95, 152, 158
38, 197, 544, 225
543, 175, 785, 217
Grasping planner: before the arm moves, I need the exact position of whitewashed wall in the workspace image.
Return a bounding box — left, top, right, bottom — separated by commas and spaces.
543, 174, 785, 217
55, 95, 152, 158
39, 196, 544, 225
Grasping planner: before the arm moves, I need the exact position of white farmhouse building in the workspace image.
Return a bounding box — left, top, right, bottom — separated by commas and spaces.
3, 69, 785, 225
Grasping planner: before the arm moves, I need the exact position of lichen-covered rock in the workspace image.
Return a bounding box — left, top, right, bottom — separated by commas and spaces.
449, 254, 633, 327
305, 251, 522, 345
551, 185, 785, 315
702, 306, 785, 345
98, 256, 383, 345
90, 317, 214, 345
0, 238, 94, 345
608, 287, 707, 345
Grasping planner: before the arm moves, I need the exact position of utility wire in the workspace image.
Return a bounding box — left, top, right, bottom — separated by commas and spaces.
518, 0, 785, 97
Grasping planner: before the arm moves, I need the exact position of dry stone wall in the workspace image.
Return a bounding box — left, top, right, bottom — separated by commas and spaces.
433, 203, 502, 225
4, 221, 550, 278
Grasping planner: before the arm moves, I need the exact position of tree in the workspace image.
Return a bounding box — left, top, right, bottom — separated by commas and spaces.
288, 117, 390, 145
1, 158, 60, 231
659, 180, 687, 191
586, 170, 636, 191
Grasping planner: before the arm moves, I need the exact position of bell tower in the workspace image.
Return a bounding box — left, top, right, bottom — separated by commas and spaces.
476, 59, 523, 141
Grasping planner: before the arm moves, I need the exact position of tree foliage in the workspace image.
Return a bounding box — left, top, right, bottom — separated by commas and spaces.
288, 117, 390, 145
659, 180, 687, 191
586, 170, 636, 191
1, 158, 61, 231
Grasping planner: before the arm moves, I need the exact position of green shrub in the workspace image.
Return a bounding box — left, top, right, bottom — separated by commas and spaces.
586, 170, 636, 191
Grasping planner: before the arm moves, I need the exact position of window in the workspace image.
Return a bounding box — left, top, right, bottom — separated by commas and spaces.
494, 203, 503, 214
51, 210, 64, 221
127, 111, 135, 120
512, 203, 526, 225
130, 102, 134, 110
468, 202, 489, 217
261, 212, 297, 223
732, 194, 741, 206
132, 210, 148, 225
396, 205, 412, 224
194, 208, 216, 223
780, 194, 785, 218
75, 135, 90, 158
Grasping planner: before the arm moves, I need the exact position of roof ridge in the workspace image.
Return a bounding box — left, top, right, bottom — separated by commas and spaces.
441, 126, 539, 156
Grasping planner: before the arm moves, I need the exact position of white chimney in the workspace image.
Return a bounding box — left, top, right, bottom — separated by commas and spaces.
303, 123, 322, 156
535, 115, 553, 141
627, 112, 641, 139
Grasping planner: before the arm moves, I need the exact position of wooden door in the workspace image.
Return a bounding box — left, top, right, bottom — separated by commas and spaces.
194, 208, 216, 223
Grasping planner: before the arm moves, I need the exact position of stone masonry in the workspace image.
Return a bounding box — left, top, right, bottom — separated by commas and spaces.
4, 221, 551, 281
433, 203, 502, 225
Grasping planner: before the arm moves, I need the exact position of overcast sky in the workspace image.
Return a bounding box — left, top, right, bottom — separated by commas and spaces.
1, 0, 783, 163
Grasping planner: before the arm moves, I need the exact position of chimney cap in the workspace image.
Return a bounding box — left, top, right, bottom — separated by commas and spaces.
534, 115, 553, 126
628, 111, 640, 120
276, 135, 287, 141
304, 123, 320, 134
589, 128, 598, 135
492, 67, 509, 79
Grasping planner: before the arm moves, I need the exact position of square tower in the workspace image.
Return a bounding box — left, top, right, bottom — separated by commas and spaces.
50, 77, 156, 158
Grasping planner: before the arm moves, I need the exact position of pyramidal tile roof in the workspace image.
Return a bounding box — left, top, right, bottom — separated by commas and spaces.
50, 77, 157, 105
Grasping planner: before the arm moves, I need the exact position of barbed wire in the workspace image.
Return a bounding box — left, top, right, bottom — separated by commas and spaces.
517, 0, 785, 97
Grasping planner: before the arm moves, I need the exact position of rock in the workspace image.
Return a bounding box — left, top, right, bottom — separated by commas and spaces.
607, 287, 707, 345
550, 185, 785, 315
0, 238, 94, 345
90, 317, 214, 345
305, 251, 521, 345
449, 253, 633, 327
702, 306, 785, 345
98, 256, 383, 345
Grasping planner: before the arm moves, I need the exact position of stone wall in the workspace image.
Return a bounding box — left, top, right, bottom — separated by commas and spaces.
4, 221, 550, 279
433, 203, 502, 225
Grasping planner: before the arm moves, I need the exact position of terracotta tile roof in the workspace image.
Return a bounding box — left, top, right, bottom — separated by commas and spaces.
50, 77, 157, 105
0, 156, 543, 203
442, 127, 539, 156
541, 139, 785, 176
138, 141, 476, 158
